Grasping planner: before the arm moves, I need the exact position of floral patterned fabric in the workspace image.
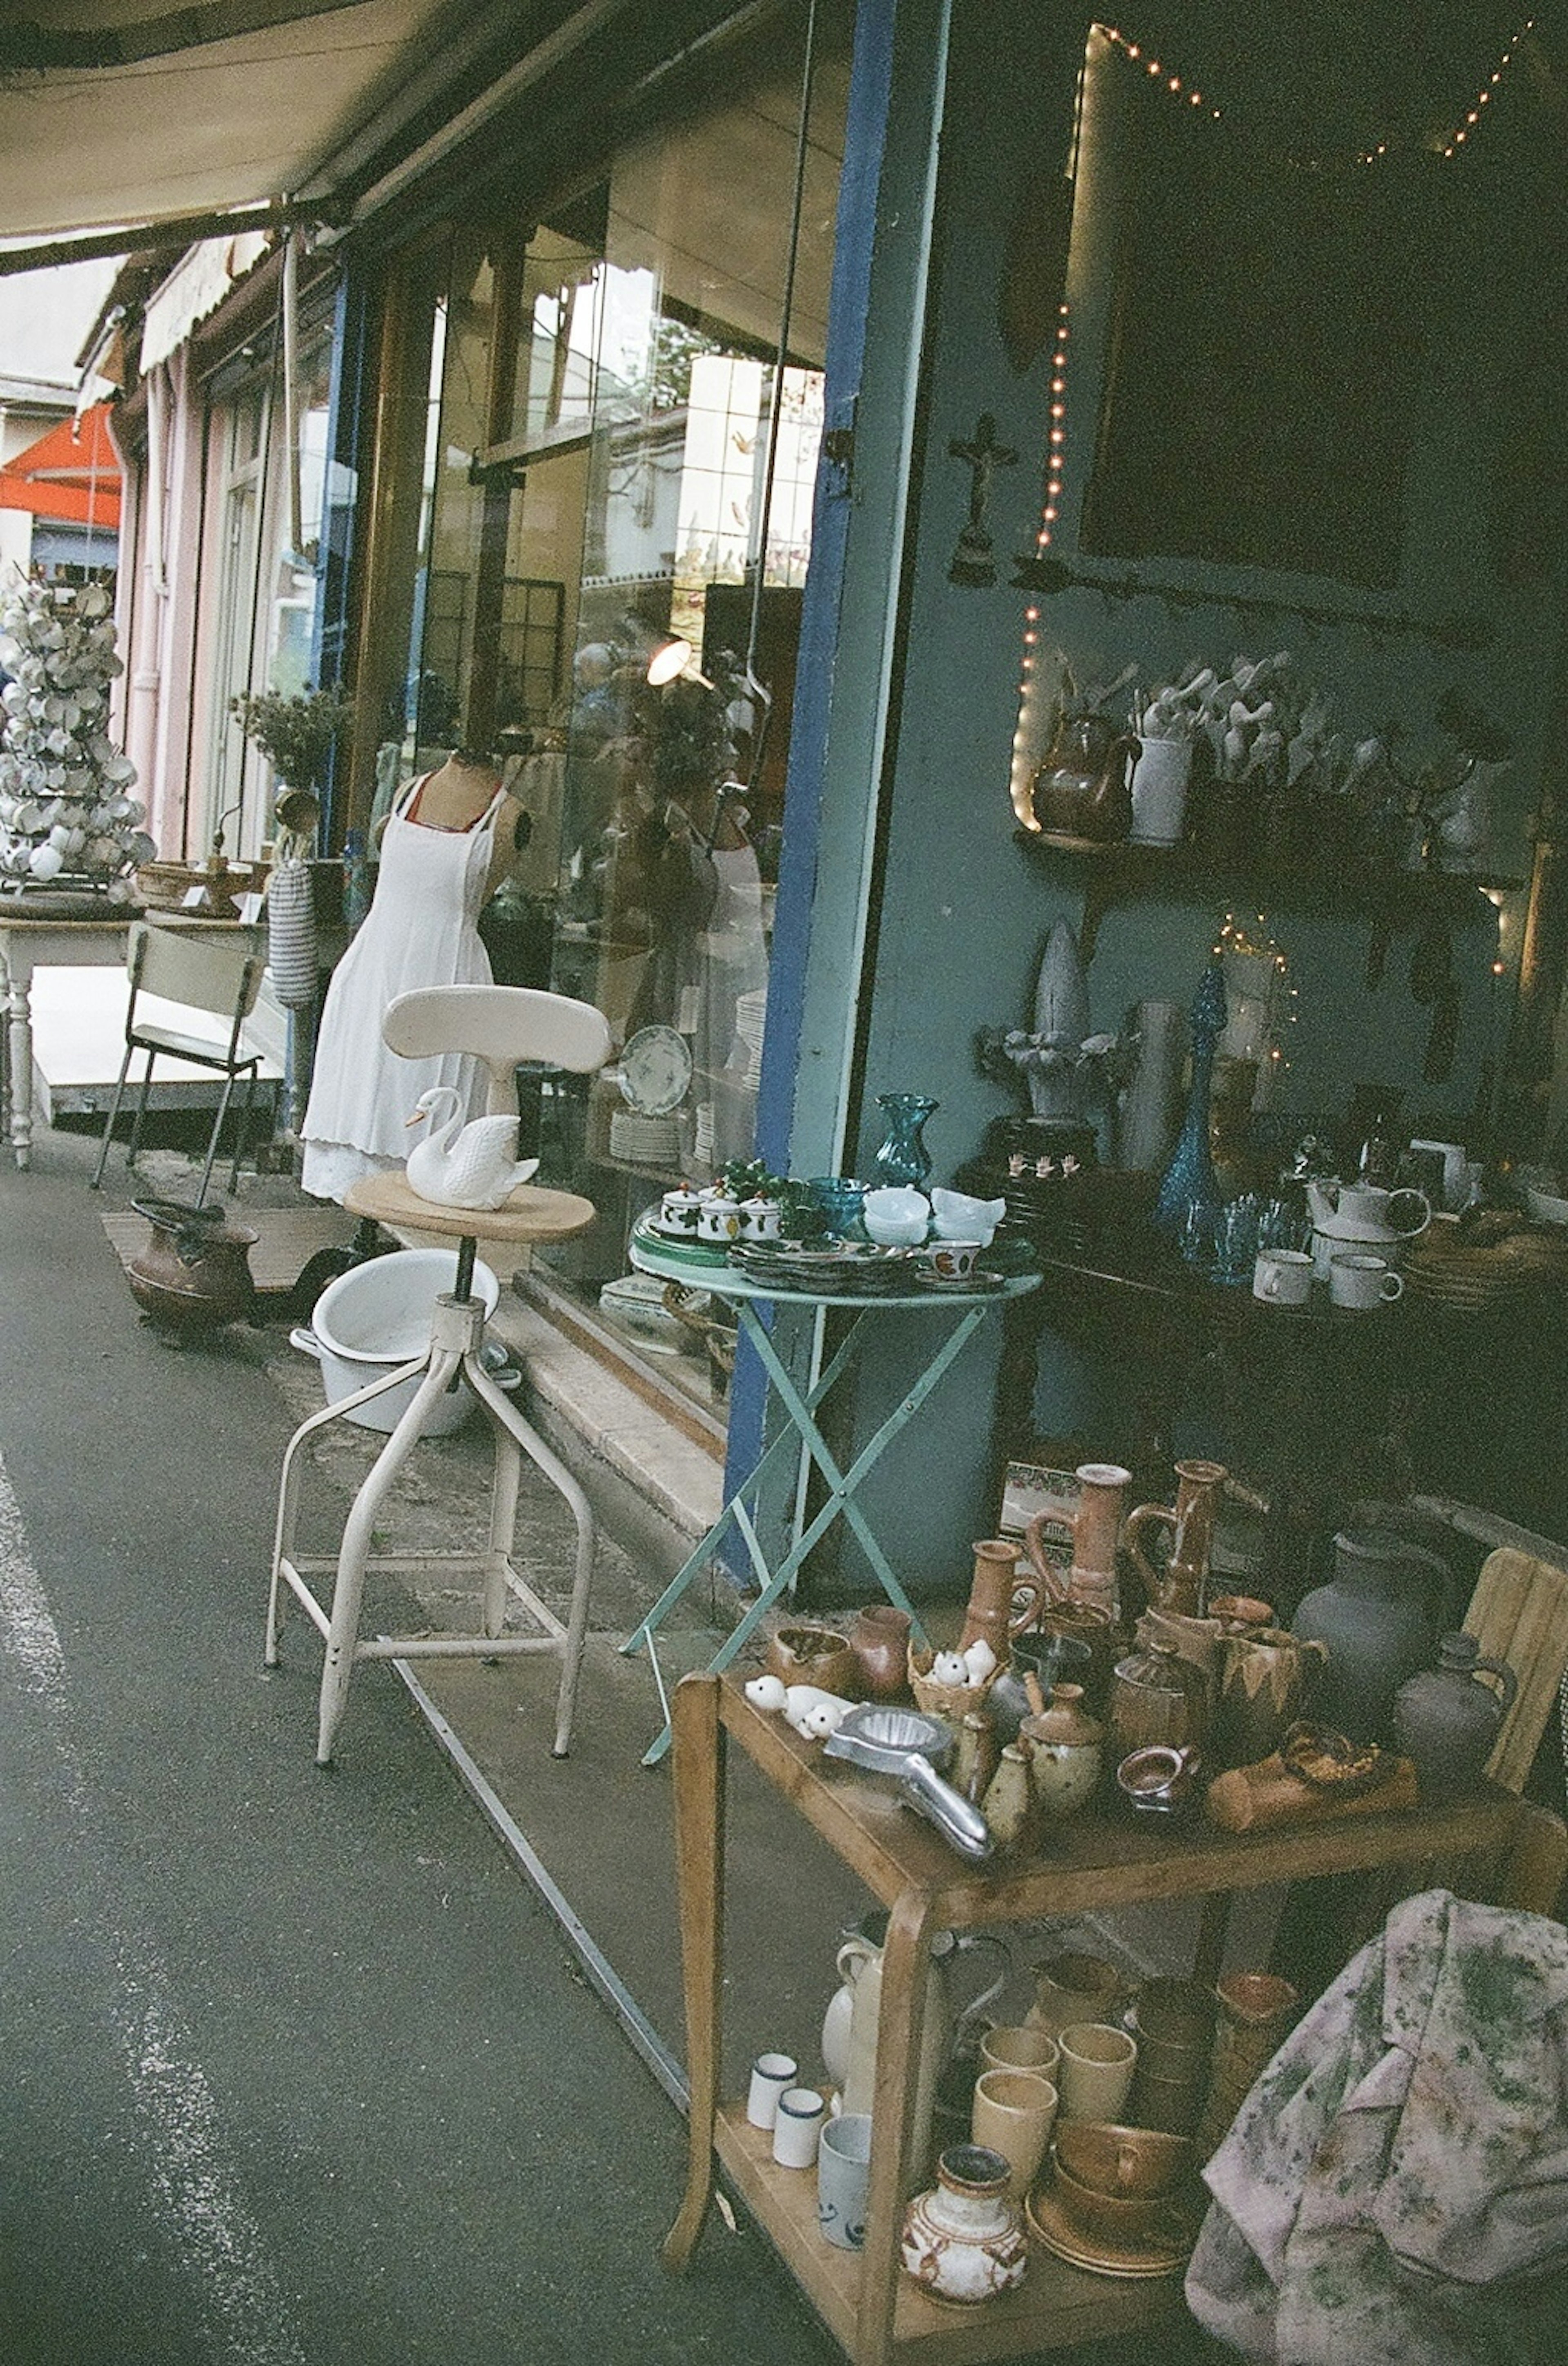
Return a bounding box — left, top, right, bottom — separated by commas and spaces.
1186, 1889, 1568, 2364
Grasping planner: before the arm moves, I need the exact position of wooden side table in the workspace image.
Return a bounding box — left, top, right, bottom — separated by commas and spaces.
662, 1669, 1522, 2366
266, 1171, 598, 1763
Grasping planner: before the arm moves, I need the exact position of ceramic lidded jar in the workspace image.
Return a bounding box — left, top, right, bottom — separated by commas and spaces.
1020, 1682, 1102, 1819
1393, 1631, 1517, 1803
1108, 1635, 1207, 1758
900, 2143, 1029, 2306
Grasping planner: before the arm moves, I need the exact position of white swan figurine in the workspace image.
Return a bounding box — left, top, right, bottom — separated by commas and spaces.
404, 1086, 540, 1210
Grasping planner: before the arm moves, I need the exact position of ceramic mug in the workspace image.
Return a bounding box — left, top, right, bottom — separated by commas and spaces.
971, 2068, 1059, 2199
1056, 2022, 1138, 2123
772, 2085, 827, 2169
979, 2025, 1060, 2081
1026, 1951, 1126, 2040
918, 1239, 982, 1283
817, 2111, 873, 2250
1252, 1247, 1313, 1306
1330, 1251, 1403, 1310
746, 2051, 799, 2130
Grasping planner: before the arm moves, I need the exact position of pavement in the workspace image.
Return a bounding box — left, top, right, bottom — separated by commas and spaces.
0, 1116, 1228, 2365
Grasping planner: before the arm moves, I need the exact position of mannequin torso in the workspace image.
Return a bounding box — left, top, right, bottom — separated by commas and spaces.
378, 750, 524, 900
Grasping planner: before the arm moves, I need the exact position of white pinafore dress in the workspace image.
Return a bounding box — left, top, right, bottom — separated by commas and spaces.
300, 773, 505, 1204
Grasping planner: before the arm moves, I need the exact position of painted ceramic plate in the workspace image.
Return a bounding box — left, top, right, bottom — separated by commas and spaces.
618, 1025, 693, 1116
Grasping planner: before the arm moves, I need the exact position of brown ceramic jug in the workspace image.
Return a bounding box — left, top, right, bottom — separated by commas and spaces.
962, 1539, 1047, 1661
847, 1603, 913, 1701
1108, 1634, 1208, 1757
1213, 1628, 1328, 1770
1022, 1462, 1132, 1618
1123, 1460, 1227, 1617
1029, 712, 1138, 843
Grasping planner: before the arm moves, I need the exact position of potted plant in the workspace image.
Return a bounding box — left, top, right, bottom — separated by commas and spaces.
230, 682, 354, 806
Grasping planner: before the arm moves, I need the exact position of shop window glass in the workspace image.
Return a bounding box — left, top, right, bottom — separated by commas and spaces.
385, 5, 850, 1399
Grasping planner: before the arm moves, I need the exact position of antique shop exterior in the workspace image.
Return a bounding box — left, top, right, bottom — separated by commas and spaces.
97, 0, 1568, 1587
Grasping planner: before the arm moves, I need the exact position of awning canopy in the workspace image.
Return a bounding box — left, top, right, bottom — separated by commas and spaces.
0, 404, 122, 529
0, 0, 501, 246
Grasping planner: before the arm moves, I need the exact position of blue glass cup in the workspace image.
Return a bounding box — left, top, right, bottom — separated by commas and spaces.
1213, 1195, 1262, 1286
807, 1177, 870, 1239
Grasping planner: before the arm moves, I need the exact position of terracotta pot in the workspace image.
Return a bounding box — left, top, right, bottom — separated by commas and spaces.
127, 1198, 256, 1337
846, 1604, 912, 1702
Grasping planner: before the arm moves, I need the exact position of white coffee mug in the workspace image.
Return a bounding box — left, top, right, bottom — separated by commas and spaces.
1330, 1252, 1403, 1310
817, 2112, 873, 2250
1252, 1248, 1313, 1306
772, 2085, 827, 2170
746, 2050, 798, 2130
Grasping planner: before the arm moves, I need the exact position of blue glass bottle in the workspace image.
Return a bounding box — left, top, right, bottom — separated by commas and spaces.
873, 1093, 938, 1188
1155, 961, 1226, 1238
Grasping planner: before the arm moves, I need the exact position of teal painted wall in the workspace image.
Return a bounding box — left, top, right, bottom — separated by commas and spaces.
810, 0, 1566, 1604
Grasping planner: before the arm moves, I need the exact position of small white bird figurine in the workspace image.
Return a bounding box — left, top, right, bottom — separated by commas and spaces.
404, 1085, 541, 1210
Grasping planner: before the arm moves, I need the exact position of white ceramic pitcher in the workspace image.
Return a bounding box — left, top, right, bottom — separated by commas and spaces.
822, 1915, 1007, 2177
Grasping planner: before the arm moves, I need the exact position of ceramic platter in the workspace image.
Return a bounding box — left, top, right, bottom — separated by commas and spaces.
727, 1240, 914, 1295
631, 1219, 730, 1268
617, 1024, 692, 1116
1024, 2179, 1198, 2279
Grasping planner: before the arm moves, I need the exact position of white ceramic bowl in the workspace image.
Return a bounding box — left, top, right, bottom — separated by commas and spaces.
931, 1187, 1005, 1247
862, 1185, 930, 1246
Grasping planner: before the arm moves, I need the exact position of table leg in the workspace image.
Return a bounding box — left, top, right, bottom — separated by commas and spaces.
856, 1887, 935, 2366
5, 941, 34, 1166
663, 1672, 725, 2272
1194, 1889, 1232, 1988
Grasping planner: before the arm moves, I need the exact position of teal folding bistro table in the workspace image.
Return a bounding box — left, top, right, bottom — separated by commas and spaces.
621, 1219, 1039, 1763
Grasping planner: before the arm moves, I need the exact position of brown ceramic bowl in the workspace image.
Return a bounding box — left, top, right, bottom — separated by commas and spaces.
764, 1622, 859, 1696
1047, 2152, 1174, 2244
1126, 2067, 1204, 2136
1055, 2120, 1193, 2199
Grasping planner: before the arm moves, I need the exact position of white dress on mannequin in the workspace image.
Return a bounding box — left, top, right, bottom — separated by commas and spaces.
300, 772, 504, 1203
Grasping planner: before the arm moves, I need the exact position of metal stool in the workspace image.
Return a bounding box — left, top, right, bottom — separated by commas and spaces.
266, 985, 611, 1764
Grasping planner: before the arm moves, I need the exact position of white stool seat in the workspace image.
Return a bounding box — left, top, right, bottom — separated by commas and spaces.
265, 984, 612, 1765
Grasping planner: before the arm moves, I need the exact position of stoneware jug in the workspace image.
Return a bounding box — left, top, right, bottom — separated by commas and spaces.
1020, 1682, 1103, 1819
846, 1603, 913, 1702
1022, 1463, 1132, 1618
824, 1914, 1007, 2176
1292, 1526, 1454, 1747
1393, 1631, 1517, 1802
1123, 1460, 1227, 1617
1108, 1634, 1209, 1757
1029, 711, 1138, 844
1214, 1628, 1327, 1769
961, 1538, 1046, 1660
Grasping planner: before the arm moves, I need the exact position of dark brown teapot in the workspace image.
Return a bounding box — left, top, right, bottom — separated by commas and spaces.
1030, 712, 1138, 844
128, 1198, 257, 1339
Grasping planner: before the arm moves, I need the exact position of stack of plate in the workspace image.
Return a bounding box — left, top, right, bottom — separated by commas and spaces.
1402, 1217, 1568, 1313
727, 1240, 914, 1295
609, 1109, 682, 1165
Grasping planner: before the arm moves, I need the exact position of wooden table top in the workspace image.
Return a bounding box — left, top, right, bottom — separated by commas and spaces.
712, 1668, 1522, 1927
345, 1167, 597, 1245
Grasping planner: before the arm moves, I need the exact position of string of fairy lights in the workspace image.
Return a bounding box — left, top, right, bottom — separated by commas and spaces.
1009, 13, 1540, 822
1095, 16, 1537, 169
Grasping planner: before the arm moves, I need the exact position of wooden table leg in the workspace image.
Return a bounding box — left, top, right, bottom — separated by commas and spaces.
662, 1672, 725, 2272
1193, 1888, 1232, 1988
4, 940, 34, 1166
855, 1886, 935, 2366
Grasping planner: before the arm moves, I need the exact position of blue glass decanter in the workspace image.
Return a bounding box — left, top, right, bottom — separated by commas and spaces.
1154, 960, 1227, 1238
873, 1093, 939, 1187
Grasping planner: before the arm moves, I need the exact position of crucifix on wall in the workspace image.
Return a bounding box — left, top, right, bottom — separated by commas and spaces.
948, 412, 1018, 586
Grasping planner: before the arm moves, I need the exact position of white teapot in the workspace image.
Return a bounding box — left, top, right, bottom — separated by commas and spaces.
1305, 1176, 1430, 1280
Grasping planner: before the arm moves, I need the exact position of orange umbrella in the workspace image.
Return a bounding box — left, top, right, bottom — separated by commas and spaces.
0, 400, 120, 530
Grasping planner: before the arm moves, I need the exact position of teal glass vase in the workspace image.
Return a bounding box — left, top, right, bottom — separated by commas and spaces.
873, 1093, 938, 1187
1154, 962, 1226, 1237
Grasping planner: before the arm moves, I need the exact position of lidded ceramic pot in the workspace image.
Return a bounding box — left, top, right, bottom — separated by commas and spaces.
900, 2144, 1029, 2306
1108, 1634, 1207, 1758
1020, 1682, 1102, 1819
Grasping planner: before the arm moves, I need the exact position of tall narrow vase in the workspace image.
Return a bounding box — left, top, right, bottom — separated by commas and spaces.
1154, 961, 1226, 1236
874, 1094, 938, 1187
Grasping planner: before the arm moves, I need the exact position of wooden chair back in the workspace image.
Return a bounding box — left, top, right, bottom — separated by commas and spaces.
383, 984, 612, 1112
1463, 1547, 1568, 1793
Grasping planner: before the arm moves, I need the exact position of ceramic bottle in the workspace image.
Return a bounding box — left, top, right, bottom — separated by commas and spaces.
1020, 1682, 1102, 1819
846, 1603, 912, 1701
901, 2144, 1029, 2305
980, 1744, 1037, 1853
1392, 1632, 1517, 1802
961, 1537, 1044, 1659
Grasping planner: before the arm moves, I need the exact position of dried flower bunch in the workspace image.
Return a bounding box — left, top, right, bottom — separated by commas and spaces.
230, 682, 354, 792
